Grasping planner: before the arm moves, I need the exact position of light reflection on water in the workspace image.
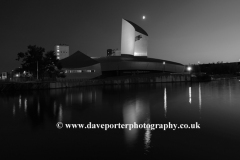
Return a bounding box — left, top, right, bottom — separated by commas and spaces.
228, 81, 232, 105
189, 87, 191, 104
24, 98, 27, 113
37, 98, 40, 116
123, 99, 150, 148
19, 95, 21, 108
144, 118, 151, 154
13, 104, 15, 116
199, 83, 202, 119
58, 104, 63, 122
1, 80, 240, 158
164, 87, 167, 118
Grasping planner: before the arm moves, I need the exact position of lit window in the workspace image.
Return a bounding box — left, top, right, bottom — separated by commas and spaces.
57, 50, 60, 52
77, 70, 82, 73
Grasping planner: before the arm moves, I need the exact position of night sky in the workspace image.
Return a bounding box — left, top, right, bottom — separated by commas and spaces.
1, 0, 240, 72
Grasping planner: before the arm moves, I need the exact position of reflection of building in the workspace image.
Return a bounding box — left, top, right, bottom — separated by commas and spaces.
54, 44, 69, 60
1, 72, 8, 80
59, 19, 185, 79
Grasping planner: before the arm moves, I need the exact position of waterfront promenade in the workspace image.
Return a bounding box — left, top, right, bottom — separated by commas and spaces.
0, 73, 190, 91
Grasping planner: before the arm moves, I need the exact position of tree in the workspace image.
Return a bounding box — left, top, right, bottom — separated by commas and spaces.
43, 51, 65, 78
16, 45, 65, 80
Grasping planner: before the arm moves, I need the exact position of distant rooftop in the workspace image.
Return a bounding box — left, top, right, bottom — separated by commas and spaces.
60, 51, 99, 68
56, 44, 69, 46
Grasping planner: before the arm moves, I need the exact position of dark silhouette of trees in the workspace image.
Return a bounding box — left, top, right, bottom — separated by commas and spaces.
191, 62, 240, 75
16, 45, 65, 80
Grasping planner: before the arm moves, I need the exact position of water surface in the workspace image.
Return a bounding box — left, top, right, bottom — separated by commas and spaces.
1, 80, 240, 158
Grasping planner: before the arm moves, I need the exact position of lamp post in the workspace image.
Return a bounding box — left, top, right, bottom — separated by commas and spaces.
163, 61, 165, 73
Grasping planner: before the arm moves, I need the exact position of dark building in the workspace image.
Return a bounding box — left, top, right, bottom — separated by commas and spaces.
107, 49, 113, 56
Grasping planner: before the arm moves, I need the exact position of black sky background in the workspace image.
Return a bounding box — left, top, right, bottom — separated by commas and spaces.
1, 0, 240, 72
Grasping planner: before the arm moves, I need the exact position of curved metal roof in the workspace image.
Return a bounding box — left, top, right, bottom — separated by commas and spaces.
94, 55, 184, 66
124, 19, 148, 36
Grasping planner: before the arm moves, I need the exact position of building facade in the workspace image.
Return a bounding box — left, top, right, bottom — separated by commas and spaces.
59, 51, 102, 80
59, 19, 185, 79
121, 19, 148, 57
54, 44, 69, 60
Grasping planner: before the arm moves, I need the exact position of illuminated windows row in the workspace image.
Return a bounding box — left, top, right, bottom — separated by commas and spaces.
65, 70, 95, 73
57, 50, 68, 53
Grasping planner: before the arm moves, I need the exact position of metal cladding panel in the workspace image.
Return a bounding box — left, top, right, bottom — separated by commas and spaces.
176, 65, 185, 72
118, 62, 133, 70
127, 62, 148, 70
167, 64, 185, 73
134, 31, 148, 56
165, 63, 185, 72
101, 62, 119, 71
100, 60, 185, 73
146, 62, 162, 70
118, 62, 148, 70
165, 63, 175, 72
121, 19, 135, 56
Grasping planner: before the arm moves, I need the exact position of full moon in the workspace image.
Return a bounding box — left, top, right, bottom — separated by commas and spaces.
142, 16, 145, 19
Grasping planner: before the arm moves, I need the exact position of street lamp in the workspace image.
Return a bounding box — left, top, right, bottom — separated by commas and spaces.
163, 61, 165, 73
198, 61, 201, 73
187, 66, 192, 74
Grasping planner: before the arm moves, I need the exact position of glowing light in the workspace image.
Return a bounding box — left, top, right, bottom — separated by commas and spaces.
187, 66, 192, 71
143, 15, 146, 19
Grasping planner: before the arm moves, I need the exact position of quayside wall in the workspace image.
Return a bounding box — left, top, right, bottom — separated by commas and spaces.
0, 74, 190, 91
